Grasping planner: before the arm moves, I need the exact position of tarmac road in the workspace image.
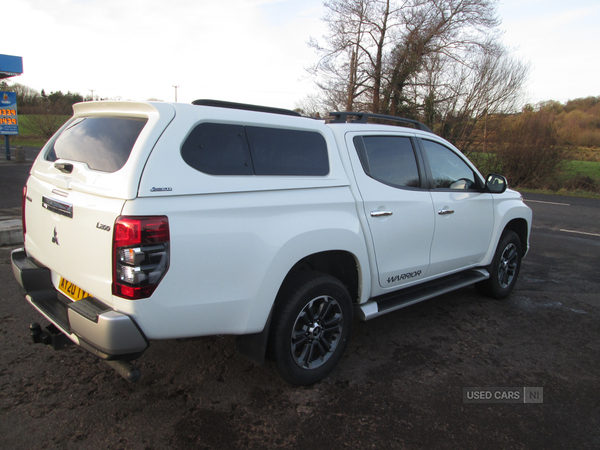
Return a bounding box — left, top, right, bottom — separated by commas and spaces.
1, 160, 599, 449
0, 155, 34, 210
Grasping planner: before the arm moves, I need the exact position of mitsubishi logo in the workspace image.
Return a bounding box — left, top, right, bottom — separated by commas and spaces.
52, 227, 59, 246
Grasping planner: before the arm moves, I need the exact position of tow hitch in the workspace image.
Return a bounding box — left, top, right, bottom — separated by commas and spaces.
30, 322, 73, 351
29, 322, 142, 382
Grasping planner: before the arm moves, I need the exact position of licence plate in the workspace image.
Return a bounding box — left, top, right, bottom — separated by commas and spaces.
58, 277, 90, 301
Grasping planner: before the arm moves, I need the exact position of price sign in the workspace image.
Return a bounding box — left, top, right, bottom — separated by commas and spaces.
0, 91, 18, 135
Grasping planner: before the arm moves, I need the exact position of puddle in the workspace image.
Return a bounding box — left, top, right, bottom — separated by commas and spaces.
510, 296, 587, 314
523, 277, 559, 284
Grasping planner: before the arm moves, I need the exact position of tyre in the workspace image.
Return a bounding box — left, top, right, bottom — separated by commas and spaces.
476, 230, 522, 299
268, 271, 353, 386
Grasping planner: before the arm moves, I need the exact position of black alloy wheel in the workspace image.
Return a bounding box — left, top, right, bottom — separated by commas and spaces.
476, 230, 522, 299
268, 271, 353, 386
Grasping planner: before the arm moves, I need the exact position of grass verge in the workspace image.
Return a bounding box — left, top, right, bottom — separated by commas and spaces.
8, 136, 48, 148
563, 160, 600, 179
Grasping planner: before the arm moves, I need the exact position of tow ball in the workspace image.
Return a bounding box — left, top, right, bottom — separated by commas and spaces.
28, 322, 141, 382
30, 322, 73, 351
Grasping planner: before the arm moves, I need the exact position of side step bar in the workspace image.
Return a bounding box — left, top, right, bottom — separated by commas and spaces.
356, 269, 489, 321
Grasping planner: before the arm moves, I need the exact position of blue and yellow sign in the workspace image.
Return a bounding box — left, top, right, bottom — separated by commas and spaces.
0, 91, 18, 135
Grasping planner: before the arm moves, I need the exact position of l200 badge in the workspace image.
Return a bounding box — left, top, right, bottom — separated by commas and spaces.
96, 222, 111, 232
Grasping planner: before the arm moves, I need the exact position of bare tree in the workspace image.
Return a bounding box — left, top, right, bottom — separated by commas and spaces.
379, 0, 502, 116
309, 0, 407, 112
5, 82, 41, 109
307, 0, 528, 141
424, 41, 529, 149
24, 105, 70, 139
294, 94, 328, 118
309, 0, 372, 111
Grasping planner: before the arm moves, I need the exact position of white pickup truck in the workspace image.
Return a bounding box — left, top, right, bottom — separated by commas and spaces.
12, 100, 532, 385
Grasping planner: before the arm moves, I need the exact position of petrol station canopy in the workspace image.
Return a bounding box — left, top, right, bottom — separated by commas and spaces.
0, 54, 23, 79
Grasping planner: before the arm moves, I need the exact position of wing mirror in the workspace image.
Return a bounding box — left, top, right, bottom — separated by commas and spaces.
486, 173, 507, 194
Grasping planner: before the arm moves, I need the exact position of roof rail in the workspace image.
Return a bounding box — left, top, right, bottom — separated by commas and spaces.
327, 111, 433, 133
192, 99, 301, 117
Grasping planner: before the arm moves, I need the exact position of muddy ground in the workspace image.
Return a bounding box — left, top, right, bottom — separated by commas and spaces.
1, 165, 599, 449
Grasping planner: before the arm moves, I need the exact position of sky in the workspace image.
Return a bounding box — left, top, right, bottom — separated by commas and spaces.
3, 0, 599, 109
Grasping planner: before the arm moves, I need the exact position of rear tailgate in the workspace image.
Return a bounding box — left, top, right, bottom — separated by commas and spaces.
24, 176, 125, 306
23, 101, 175, 307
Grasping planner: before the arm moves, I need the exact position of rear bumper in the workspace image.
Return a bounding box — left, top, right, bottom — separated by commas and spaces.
11, 248, 149, 360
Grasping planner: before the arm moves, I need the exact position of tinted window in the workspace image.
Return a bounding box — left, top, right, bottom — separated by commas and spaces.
421, 139, 477, 189
181, 123, 329, 176
46, 117, 147, 172
354, 136, 420, 188
181, 123, 253, 175
246, 126, 329, 176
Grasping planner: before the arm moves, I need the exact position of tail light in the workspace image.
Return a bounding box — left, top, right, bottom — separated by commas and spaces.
113, 216, 170, 299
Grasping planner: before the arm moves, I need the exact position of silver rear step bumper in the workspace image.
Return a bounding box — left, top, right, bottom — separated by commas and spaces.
11, 247, 148, 360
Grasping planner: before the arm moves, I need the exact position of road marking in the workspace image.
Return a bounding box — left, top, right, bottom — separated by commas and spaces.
525, 199, 570, 206
560, 229, 600, 237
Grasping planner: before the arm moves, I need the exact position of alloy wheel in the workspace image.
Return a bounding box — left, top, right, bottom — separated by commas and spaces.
290, 295, 343, 370
498, 243, 518, 289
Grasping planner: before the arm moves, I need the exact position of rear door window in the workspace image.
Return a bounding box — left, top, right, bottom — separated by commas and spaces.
46, 117, 148, 172
353, 135, 421, 188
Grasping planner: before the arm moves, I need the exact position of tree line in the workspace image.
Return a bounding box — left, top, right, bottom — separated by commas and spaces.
0, 82, 94, 138
473, 97, 600, 193
0, 81, 88, 115
536, 97, 600, 149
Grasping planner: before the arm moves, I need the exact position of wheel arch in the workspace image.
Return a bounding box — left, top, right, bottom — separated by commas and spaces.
236, 250, 361, 367
504, 218, 529, 257
283, 250, 360, 303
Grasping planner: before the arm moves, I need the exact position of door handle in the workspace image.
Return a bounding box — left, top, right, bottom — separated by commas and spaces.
371, 210, 393, 217
438, 209, 455, 215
